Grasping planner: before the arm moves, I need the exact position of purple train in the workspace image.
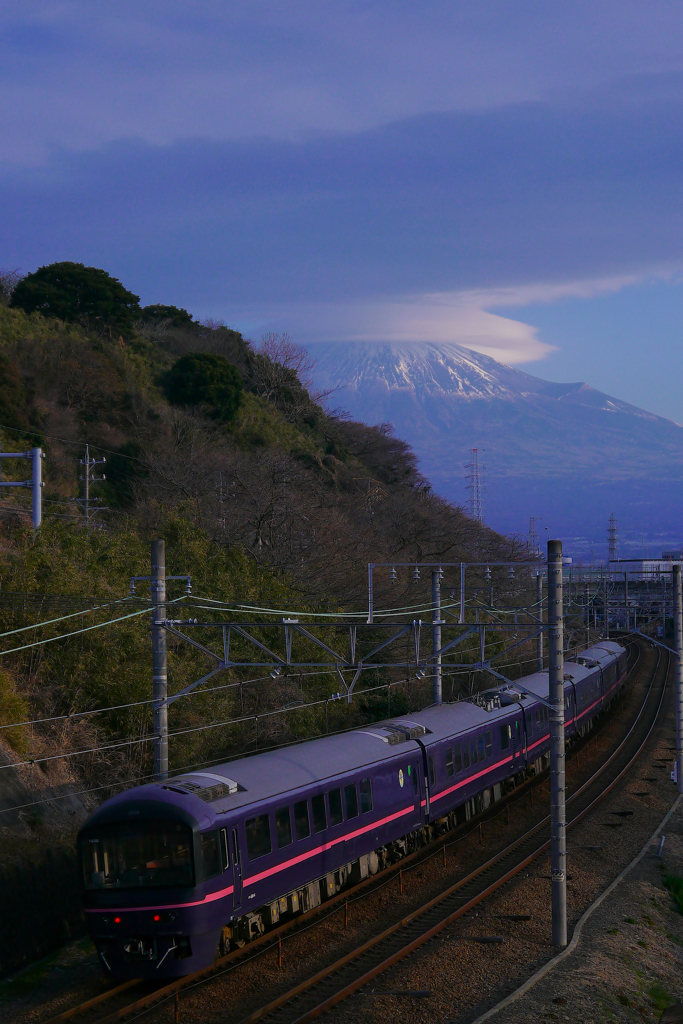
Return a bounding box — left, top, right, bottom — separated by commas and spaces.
79, 640, 627, 978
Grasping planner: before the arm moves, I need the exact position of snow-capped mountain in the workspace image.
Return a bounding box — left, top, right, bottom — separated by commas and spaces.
308, 341, 683, 557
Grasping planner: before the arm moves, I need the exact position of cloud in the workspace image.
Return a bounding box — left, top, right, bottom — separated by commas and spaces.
7, 2, 683, 163
4, 87, 683, 324
248, 293, 555, 363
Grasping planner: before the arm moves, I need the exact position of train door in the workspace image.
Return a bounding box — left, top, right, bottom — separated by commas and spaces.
406, 761, 422, 829
511, 716, 523, 766
231, 827, 243, 910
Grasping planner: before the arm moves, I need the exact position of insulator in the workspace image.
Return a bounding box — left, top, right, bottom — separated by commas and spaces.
508, 566, 515, 579
437, 566, 444, 579
484, 566, 491, 580
412, 566, 421, 582
449, 589, 456, 600
389, 566, 398, 584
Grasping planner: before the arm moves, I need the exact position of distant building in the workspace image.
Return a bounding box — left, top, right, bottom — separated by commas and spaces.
609, 551, 683, 579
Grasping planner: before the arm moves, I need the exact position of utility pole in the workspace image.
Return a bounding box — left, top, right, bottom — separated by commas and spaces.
548, 538, 567, 947
79, 445, 106, 526
673, 565, 683, 795
152, 539, 168, 781
432, 569, 442, 705
536, 572, 544, 670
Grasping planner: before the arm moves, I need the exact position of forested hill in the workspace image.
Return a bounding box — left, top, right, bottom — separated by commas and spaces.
0, 303, 518, 610
0, 279, 523, 888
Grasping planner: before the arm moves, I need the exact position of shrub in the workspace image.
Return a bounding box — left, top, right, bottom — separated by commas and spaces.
140, 304, 193, 327
664, 873, 683, 914
164, 352, 243, 423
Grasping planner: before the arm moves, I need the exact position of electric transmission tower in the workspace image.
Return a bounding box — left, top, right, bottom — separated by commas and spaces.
528, 516, 541, 556
608, 512, 618, 562
465, 448, 485, 522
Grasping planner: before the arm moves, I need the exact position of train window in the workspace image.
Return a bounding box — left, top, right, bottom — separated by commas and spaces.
329, 788, 344, 827
477, 735, 486, 761
428, 756, 435, 786
312, 794, 327, 833
294, 800, 310, 841
536, 709, 541, 728
462, 744, 470, 770
485, 731, 492, 757
80, 821, 194, 891
345, 784, 359, 819
360, 778, 373, 813
201, 831, 222, 878
275, 806, 293, 849
446, 748, 454, 777
470, 739, 478, 766
454, 745, 462, 773
245, 815, 272, 861
500, 724, 511, 750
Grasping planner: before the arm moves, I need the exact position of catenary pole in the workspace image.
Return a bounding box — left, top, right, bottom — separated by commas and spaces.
152, 539, 168, 781
548, 538, 567, 947
31, 448, 42, 530
536, 572, 544, 671
432, 569, 442, 704
673, 565, 683, 794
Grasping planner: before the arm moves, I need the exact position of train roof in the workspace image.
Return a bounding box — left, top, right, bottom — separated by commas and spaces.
84, 642, 625, 829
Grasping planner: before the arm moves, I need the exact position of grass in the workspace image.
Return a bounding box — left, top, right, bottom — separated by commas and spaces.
0, 938, 96, 998
648, 981, 674, 1013
663, 873, 683, 915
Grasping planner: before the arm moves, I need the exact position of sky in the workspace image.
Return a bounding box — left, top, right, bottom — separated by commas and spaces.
3, 2, 683, 420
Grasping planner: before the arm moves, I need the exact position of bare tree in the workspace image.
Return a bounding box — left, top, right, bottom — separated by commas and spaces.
258, 333, 316, 390
0, 268, 23, 307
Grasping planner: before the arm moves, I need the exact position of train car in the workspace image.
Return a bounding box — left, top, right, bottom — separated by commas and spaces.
78, 641, 626, 979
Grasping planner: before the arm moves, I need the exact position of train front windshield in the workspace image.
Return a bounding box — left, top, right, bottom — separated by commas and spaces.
80, 820, 194, 890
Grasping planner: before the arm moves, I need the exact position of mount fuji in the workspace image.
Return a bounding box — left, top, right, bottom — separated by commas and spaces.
308, 341, 683, 559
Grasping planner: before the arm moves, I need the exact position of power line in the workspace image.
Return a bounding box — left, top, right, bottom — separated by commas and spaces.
0, 596, 139, 642
0, 422, 142, 462
0, 596, 184, 657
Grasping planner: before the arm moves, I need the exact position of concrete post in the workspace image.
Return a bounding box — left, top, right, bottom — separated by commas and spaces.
31, 448, 42, 530
536, 572, 544, 671
673, 565, 683, 794
152, 539, 168, 781
548, 538, 567, 947
432, 570, 442, 705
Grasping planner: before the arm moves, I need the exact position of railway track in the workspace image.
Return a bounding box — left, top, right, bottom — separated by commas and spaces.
39, 636, 662, 1024
236, 640, 668, 1024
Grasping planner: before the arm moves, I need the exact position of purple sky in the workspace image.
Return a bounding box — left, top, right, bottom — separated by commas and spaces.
4, 2, 683, 418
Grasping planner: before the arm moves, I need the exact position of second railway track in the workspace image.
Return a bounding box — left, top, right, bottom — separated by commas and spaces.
234, 638, 669, 1024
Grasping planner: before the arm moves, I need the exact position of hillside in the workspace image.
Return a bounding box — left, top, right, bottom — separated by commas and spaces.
308, 340, 683, 556
0, 308, 526, 836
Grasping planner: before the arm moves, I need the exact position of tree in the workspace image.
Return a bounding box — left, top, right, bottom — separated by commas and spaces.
0, 268, 22, 307
164, 352, 243, 423
140, 304, 194, 328
11, 262, 140, 337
